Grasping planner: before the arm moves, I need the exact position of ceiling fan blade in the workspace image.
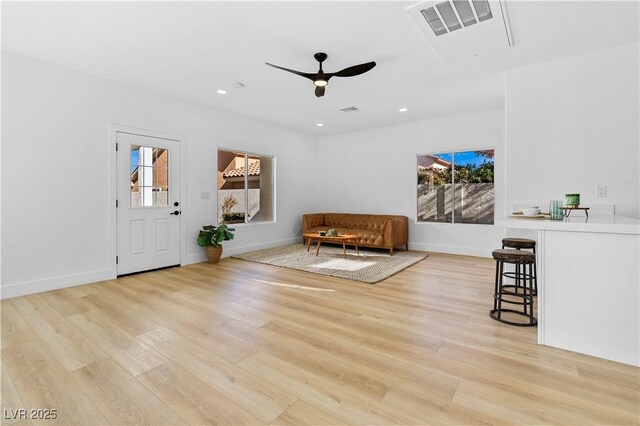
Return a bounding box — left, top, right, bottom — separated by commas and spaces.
265, 62, 315, 80
331, 61, 376, 78
315, 86, 325, 97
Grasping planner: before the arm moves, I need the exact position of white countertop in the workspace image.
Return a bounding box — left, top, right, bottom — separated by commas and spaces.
499, 215, 640, 235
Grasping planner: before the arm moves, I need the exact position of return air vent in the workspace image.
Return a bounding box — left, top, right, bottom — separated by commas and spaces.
435, 1, 462, 32
421, 0, 494, 36
454, 0, 480, 26
340, 106, 359, 113
407, 0, 512, 63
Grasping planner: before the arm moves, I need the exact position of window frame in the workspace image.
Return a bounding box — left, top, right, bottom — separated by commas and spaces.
415, 147, 495, 226
217, 148, 276, 227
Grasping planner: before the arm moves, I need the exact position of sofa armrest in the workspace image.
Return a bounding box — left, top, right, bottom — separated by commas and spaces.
302, 213, 325, 233
383, 217, 409, 247
383, 219, 394, 247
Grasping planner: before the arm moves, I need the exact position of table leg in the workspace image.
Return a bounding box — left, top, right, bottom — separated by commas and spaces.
355, 240, 360, 256
316, 240, 321, 256
307, 238, 312, 252
342, 241, 346, 258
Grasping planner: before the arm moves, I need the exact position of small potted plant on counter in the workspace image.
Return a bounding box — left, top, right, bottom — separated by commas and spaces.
197, 224, 235, 264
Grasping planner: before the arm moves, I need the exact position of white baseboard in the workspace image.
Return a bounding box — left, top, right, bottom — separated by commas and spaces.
184, 237, 303, 266
0, 269, 113, 300
224, 237, 302, 257
184, 253, 208, 265
409, 242, 492, 258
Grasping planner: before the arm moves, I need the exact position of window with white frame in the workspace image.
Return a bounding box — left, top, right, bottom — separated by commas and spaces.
417, 149, 494, 224
217, 149, 274, 224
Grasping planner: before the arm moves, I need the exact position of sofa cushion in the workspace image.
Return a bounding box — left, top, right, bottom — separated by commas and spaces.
306, 226, 326, 233
345, 228, 384, 245
303, 213, 325, 230
324, 213, 387, 230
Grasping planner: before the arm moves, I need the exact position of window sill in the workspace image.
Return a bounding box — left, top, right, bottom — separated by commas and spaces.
414, 221, 495, 226
226, 220, 276, 228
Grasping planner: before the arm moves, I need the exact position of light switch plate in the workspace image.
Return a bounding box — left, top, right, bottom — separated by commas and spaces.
596, 186, 607, 198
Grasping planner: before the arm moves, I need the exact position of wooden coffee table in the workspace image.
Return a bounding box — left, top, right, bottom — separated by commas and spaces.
303, 233, 360, 258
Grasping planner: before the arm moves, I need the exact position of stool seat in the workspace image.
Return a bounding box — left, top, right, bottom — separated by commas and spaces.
502, 237, 538, 296
502, 237, 536, 249
492, 249, 535, 263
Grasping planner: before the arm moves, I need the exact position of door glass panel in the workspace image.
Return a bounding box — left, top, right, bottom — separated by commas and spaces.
130, 145, 169, 207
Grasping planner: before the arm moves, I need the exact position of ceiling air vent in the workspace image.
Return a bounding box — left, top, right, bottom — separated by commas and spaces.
435, 1, 462, 32
340, 106, 359, 113
407, 0, 512, 63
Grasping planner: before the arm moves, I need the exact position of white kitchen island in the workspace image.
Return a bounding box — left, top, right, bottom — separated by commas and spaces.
499, 215, 640, 366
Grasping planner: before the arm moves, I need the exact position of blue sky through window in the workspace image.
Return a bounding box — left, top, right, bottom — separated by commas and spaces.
432, 151, 493, 167
130, 149, 139, 174
433, 152, 452, 163
455, 151, 494, 167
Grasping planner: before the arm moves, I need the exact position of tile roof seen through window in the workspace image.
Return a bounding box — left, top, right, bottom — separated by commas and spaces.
223, 161, 260, 178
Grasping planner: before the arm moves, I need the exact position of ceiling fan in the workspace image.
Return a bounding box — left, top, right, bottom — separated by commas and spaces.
265, 52, 376, 98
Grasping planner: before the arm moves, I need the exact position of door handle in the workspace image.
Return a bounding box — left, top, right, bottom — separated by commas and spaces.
170, 210, 181, 215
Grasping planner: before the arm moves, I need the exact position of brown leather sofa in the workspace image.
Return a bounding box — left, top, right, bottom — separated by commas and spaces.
302, 213, 409, 255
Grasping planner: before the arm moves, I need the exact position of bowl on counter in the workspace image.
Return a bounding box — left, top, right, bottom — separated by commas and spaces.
521, 207, 541, 216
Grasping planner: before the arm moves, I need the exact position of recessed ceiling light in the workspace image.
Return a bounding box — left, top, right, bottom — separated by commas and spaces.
216, 89, 227, 95
399, 107, 408, 112
316, 123, 324, 127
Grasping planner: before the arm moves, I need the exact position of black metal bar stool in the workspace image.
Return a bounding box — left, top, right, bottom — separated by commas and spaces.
490, 249, 537, 327
502, 237, 538, 296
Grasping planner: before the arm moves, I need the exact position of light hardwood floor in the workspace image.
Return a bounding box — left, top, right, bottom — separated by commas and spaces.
1, 252, 638, 425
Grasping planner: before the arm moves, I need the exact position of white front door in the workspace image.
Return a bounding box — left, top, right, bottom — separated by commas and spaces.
116, 131, 181, 275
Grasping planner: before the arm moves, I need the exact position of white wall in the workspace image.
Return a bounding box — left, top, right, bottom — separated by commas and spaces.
314, 109, 506, 257
506, 42, 640, 218
4, 40, 638, 298
1, 52, 317, 298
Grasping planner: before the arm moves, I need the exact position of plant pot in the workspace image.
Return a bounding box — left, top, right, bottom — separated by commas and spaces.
206, 246, 223, 264
565, 193, 580, 208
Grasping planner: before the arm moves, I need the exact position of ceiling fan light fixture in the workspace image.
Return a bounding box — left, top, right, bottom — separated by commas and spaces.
265, 52, 376, 97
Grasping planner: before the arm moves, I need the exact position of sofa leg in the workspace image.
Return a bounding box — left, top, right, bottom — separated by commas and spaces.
405, 243, 409, 251
389, 247, 393, 256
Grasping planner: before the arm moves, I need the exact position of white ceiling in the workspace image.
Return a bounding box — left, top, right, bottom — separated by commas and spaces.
2, 1, 638, 136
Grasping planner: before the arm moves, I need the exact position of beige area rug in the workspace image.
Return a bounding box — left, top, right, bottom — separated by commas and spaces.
233, 244, 427, 284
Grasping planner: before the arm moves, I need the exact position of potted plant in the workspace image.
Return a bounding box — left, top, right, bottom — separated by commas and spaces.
197, 224, 235, 264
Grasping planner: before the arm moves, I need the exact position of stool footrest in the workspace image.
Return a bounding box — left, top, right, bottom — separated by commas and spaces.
494, 292, 534, 304
499, 284, 538, 297
490, 309, 537, 327
503, 271, 534, 280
